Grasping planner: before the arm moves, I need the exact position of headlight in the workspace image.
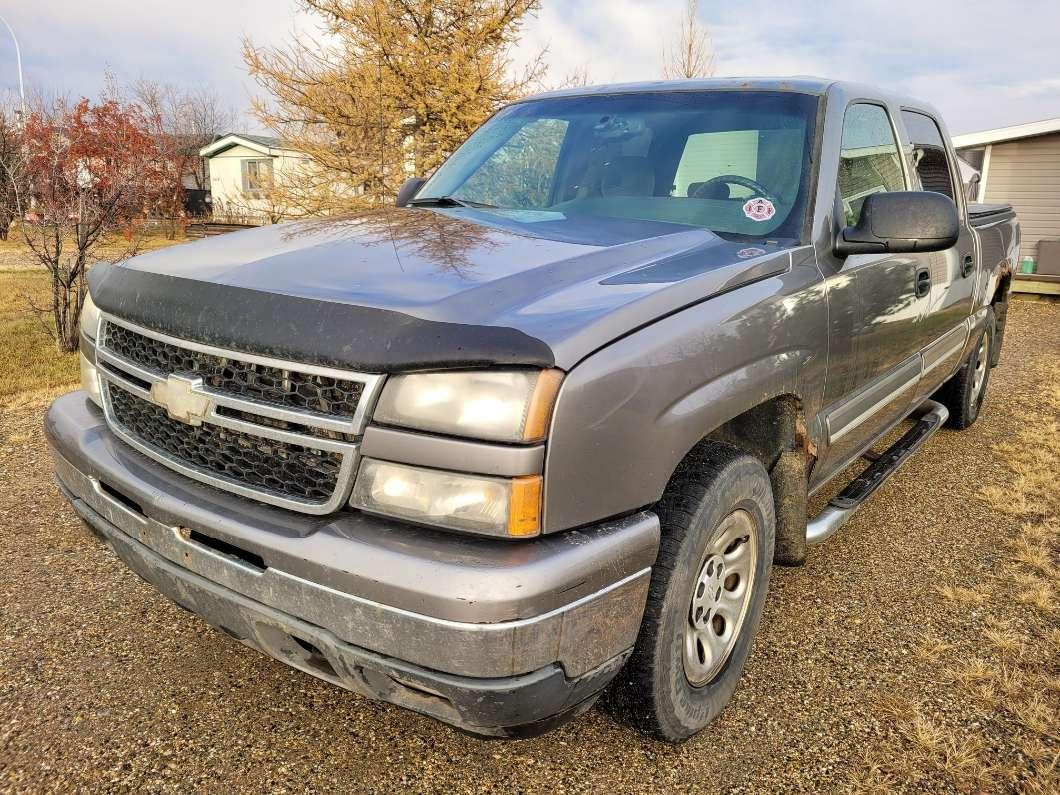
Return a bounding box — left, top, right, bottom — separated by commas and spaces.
351, 459, 542, 538
372, 369, 563, 443
80, 291, 101, 340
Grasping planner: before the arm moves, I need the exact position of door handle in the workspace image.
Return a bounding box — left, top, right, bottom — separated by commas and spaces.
915, 267, 931, 298
960, 254, 975, 278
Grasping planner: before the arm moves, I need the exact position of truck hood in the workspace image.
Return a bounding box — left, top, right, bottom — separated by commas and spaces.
89, 207, 794, 371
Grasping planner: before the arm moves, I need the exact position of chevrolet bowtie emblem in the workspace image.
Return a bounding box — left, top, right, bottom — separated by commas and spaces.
151, 375, 211, 426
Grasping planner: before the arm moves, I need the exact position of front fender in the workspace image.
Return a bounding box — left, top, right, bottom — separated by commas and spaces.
542, 251, 828, 532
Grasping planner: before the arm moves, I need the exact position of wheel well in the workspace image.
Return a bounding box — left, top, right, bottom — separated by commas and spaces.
701, 394, 808, 472
992, 273, 1011, 307
989, 273, 1011, 367
665, 395, 813, 566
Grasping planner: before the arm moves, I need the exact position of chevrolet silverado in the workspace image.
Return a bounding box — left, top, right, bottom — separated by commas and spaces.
48, 78, 1019, 741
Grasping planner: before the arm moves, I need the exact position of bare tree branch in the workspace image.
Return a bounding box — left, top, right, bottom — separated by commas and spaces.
663, 0, 716, 80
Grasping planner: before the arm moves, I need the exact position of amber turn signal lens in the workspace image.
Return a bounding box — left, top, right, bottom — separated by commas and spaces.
522, 370, 564, 442
507, 475, 542, 537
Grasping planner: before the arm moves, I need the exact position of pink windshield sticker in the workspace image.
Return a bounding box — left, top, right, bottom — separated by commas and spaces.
743, 197, 776, 222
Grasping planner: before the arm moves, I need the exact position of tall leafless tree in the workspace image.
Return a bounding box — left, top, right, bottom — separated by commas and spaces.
553, 63, 593, 90
663, 0, 716, 79
0, 99, 27, 240
132, 80, 235, 191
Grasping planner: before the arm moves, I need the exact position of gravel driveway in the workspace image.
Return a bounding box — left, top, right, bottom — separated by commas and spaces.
1, 299, 1057, 793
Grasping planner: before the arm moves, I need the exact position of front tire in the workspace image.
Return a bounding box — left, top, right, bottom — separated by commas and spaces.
607, 443, 774, 742
934, 309, 995, 430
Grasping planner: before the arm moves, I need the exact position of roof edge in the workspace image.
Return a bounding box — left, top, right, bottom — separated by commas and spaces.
199, 133, 289, 158
953, 117, 1060, 148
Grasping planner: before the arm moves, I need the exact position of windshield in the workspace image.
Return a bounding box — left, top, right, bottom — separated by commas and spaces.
417, 90, 819, 241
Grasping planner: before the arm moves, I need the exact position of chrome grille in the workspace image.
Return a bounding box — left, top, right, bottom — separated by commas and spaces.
104, 322, 364, 418
95, 315, 382, 514
108, 383, 343, 503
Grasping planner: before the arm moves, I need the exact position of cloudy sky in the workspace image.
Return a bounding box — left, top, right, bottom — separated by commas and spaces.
0, 0, 1057, 135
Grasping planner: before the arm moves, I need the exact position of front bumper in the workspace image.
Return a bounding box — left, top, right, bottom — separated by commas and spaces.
46, 392, 659, 735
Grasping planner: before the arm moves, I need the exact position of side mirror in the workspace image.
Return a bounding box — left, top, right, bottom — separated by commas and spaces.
395, 177, 427, 208
835, 191, 959, 256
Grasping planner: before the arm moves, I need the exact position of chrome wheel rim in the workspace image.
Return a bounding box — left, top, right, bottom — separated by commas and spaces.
971, 333, 989, 405
683, 509, 758, 687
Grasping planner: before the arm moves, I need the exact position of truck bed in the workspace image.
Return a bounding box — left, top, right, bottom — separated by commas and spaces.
968, 202, 1016, 227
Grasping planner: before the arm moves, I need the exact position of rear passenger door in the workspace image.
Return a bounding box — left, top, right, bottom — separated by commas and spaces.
899, 110, 976, 393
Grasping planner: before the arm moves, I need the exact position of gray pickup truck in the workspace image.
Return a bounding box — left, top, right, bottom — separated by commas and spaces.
48, 78, 1019, 741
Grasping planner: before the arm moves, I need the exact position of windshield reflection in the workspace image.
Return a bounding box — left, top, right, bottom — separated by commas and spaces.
417, 90, 819, 242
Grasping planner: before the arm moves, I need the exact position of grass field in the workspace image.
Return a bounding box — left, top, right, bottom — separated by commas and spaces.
0, 268, 80, 399
0, 233, 186, 401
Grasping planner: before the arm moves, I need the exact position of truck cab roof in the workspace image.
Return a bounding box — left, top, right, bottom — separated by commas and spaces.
523, 77, 943, 120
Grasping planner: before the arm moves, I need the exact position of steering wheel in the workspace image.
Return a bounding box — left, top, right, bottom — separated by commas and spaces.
691, 174, 776, 202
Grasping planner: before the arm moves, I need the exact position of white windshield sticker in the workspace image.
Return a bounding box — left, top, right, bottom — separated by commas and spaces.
743, 197, 776, 222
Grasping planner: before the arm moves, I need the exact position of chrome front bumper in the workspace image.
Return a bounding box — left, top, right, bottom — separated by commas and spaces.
45, 392, 658, 730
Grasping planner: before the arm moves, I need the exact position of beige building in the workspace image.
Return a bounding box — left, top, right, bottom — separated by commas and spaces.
199, 133, 314, 223
954, 118, 1060, 281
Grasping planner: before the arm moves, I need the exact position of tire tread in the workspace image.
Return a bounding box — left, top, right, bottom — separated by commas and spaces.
606, 442, 773, 741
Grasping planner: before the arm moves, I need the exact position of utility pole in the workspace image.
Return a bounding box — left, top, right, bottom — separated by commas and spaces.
0, 14, 26, 123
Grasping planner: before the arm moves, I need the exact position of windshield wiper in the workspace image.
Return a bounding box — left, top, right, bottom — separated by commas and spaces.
409, 195, 498, 209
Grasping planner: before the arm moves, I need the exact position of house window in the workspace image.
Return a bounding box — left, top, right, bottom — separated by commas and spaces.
241, 158, 273, 196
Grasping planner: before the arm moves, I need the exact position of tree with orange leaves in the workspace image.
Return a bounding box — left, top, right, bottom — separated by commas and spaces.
21, 97, 170, 352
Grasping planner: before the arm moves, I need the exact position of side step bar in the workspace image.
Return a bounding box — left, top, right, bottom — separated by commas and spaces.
806, 399, 949, 546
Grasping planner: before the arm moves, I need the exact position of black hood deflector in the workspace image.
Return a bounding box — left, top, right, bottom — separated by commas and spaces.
88, 263, 555, 372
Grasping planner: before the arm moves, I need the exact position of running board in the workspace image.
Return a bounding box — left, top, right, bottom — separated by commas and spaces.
806, 399, 949, 546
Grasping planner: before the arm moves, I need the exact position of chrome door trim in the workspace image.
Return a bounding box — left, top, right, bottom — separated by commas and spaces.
825, 356, 921, 444
921, 320, 970, 377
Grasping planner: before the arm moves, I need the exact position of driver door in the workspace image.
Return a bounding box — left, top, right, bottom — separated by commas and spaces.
816, 103, 922, 481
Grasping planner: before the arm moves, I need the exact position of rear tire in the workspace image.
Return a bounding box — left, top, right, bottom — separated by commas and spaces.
606, 443, 774, 742
934, 309, 995, 430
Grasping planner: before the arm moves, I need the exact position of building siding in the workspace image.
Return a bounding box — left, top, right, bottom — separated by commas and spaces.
981, 132, 1060, 262
207, 145, 313, 222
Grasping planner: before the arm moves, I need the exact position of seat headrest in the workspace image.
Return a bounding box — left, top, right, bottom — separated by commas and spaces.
601, 157, 656, 197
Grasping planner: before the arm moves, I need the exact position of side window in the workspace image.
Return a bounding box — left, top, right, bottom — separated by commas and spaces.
900, 110, 956, 202
454, 118, 569, 208
837, 104, 906, 226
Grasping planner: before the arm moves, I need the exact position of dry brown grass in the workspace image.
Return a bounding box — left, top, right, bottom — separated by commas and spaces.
933, 582, 990, 606
0, 234, 186, 400
913, 636, 953, 662
855, 362, 1060, 793
0, 226, 183, 270
0, 269, 80, 398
